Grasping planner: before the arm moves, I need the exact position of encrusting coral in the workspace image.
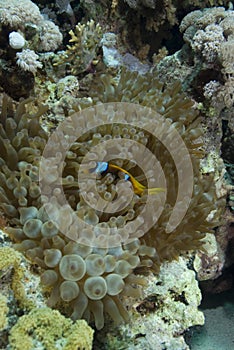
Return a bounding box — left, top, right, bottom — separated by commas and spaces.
0, 66, 217, 330
8, 307, 94, 350
0, 293, 9, 331
0, 246, 33, 309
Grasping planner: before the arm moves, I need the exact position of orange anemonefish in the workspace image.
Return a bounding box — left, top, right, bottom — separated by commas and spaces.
91, 162, 165, 196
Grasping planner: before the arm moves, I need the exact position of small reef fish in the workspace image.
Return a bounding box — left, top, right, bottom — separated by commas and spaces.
91, 161, 165, 196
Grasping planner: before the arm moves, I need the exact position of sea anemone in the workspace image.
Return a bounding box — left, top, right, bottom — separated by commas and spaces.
0, 68, 216, 329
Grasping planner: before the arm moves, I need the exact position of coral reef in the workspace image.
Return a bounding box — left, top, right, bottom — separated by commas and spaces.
0, 0, 62, 51
0, 62, 217, 331
0, 293, 9, 331
16, 49, 43, 74
124, 0, 177, 31
123, 0, 230, 34
8, 32, 26, 50
0, 0, 63, 98
152, 6, 234, 197
0, 238, 94, 348
0, 0, 42, 27
124, 0, 230, 11
182, 0, 230, 8
194, 233, 225, 281
37, 20, 63, 53
108, 0, 230, 60
95, 257, 204, 349
9, 307, 94, 350
0, 246, 33, 309
180, 6, 234, 110
194, 203, 234, 295
57, 19, 102, 75
161, 6, 234, 206
0, 0, 233, 347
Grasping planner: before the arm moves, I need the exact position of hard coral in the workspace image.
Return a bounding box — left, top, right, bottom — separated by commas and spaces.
0, 67, 216, 329
0, 293, 9, 331
0, 0, 63, 51
9, 307, 94, 350
180, 7, 234, 109
0, 0, 62, 52
9, 32, 26, 50
0, 0, 63, 99
37, 20, 63, 52
118, 0, 230, 60
100, 257, 205, 349
58, 19, 102, 75
123, 1, 231, 48
16, 49, 43, 74
0, 0, 42, 27
0, 246, 33, 309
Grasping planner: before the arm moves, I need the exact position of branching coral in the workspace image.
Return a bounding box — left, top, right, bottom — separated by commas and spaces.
57, 19, 102, 75
9, 307, 94, 350
0, 66, 217, 330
